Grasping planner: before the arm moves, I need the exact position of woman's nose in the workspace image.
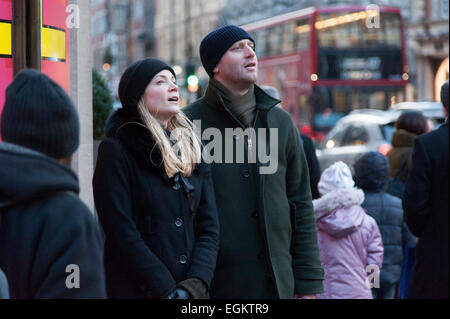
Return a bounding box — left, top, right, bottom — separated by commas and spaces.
169, 82, 178, 92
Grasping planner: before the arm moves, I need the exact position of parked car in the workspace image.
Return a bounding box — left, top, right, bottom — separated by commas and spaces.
316, 104, 446, 174
316, 109, 397, 173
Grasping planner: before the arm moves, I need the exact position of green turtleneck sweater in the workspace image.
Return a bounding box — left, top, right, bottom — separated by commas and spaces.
209, 78, 257, 127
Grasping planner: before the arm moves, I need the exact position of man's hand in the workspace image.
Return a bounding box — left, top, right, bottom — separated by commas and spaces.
294, 294, 316, 299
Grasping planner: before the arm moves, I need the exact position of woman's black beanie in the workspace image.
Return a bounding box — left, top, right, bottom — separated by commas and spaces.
118, 58, 176, 115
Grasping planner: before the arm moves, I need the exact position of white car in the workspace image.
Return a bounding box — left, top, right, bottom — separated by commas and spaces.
316, 106, 446, 173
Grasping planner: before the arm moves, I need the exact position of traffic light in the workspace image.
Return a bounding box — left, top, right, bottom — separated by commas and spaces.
185, 63, 199, 93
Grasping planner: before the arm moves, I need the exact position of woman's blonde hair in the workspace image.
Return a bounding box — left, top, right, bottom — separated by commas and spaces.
137, 99, 201, 178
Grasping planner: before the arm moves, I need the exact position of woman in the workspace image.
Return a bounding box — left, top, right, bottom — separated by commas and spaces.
93, 58, 220, 299
387, 111, 430, 183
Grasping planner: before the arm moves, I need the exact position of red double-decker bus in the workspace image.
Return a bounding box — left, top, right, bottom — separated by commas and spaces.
242, 5, 408, 141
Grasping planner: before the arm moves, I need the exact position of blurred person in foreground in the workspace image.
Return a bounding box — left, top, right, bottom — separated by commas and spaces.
402, 81, 449, 299
354, 151, 416, 299
0, 70, 106, 298
183, 25, 324, 299
313, 161, 383, 299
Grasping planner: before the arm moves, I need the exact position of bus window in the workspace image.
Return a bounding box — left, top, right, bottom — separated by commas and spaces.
281, 23, 294, 55
294, 19, 310, 51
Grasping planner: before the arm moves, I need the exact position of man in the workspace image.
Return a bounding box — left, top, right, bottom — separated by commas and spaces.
402, 80, 449, 299
0, 69, 106, 298
184, 25, 324, 299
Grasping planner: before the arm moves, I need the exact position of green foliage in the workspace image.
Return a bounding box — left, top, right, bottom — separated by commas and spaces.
92, 68, 113, 140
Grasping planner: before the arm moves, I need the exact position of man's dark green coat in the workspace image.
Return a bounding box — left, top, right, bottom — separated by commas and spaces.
183, 84, 324, 298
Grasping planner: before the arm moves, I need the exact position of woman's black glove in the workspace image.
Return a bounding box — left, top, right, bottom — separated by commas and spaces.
166, 288, 191, 299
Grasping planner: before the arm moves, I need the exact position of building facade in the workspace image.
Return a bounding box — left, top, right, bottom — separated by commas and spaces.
154, 0, 227, 103
91, 0, 157, 100
406, 0, 448, 101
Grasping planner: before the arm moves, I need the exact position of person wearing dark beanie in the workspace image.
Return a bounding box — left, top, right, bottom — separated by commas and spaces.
0, 69, 106, 298
93, 58, 219, 299
200, 25, 255, 78
118, 57, 176, 116
1, 69, 79, 160
183, 26, 324, 299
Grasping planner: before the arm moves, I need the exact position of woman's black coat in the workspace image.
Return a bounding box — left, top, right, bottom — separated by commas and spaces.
93, 109, 220, 299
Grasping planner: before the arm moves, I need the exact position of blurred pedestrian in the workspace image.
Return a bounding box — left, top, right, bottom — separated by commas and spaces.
354, 152, 416, 299
0, 69, 106, 298
0, 268, 9, 299
387, 110, 430, 187
300, 134, 321, 199
183, 25, 324, 299
402, 81, 449, 299
385, 110, 429, 296
93, 58, 220, 299
313, 161, 383, 299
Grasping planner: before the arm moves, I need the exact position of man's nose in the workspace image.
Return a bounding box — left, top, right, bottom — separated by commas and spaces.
245, 45, 256, 58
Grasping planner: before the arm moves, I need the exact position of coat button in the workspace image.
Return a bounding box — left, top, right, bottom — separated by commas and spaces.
242, 170, 250, 179
179, 255, 188, 264
175, 218, 183, 227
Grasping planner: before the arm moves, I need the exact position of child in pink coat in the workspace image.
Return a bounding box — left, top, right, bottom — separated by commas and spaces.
313, 161, 384, 299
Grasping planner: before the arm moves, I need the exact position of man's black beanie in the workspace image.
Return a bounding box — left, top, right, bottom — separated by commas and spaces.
1, 69, 79, 159
118, 58, 176, 115
200, 25, 255, 78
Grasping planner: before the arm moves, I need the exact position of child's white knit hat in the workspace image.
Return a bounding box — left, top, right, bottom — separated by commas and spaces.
318, 161, 355, 195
